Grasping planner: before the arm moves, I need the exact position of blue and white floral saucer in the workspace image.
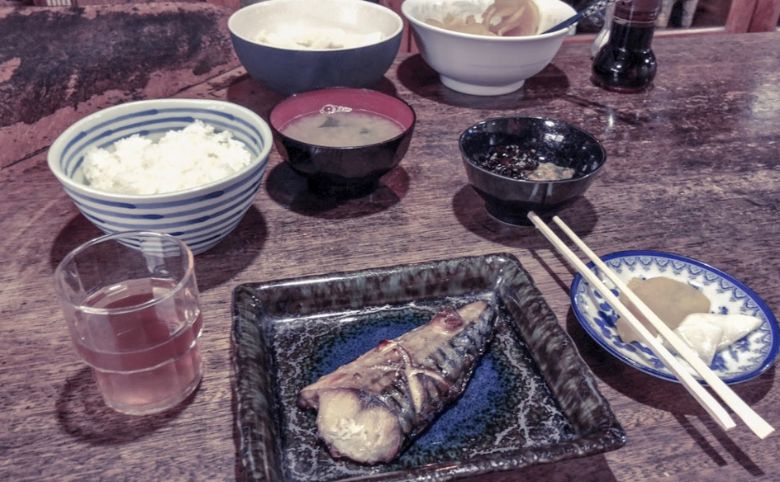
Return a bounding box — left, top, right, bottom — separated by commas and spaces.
570, 250, 779, 384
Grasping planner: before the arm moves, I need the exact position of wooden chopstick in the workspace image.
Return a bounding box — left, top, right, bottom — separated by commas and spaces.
550, 215, 774, 439
526, 211, 737, 432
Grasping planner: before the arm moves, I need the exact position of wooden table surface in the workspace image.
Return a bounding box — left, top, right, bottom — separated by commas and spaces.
2, 4, 779, 481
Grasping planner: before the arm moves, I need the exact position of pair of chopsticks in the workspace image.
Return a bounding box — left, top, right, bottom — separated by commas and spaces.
527, 211, 774, 439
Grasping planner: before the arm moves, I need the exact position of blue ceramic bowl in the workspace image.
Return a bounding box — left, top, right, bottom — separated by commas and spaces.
459, 117, 606, 224
47, 99, 273, 255
228, 0, 403, 95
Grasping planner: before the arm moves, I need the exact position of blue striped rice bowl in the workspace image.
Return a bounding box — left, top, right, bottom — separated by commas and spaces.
47, 99, 272, 255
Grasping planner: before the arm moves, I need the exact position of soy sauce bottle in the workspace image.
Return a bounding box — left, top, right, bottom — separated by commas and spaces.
592, 0, 661, 92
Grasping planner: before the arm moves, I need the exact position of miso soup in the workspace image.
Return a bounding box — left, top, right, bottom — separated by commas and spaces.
282, 111, 404, 148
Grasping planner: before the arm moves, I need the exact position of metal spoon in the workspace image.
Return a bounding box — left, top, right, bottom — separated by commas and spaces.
542, 0, 617, 34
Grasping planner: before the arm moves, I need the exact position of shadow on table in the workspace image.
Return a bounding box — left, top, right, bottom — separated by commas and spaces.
56, 366, 196, 445
48, 214, 103, 271
396, 55, 570, 110
460, 453, 618, 482
48, 207, 266, 292
674, 412, 767, 477
224, 74, 398, 119
194, 205, 267, 291
265, 162, 409, 219
563, 308, 773, 476
563, 308, 774, 411
451, 185, 598, 249
224, 74, 284, 119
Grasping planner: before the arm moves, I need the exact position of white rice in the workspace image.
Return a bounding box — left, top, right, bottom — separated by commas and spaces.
82, 121, 253, 195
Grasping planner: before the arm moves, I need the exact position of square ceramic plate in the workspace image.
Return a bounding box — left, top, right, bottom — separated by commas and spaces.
232, 253, 625, 482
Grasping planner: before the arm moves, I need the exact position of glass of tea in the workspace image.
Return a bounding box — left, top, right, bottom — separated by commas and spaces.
54, 231, 203, 415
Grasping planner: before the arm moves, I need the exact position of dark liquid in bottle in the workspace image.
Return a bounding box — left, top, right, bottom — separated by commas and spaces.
592, 21, 657, 92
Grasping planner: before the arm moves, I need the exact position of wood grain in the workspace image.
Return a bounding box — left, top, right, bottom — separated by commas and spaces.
748, 0, 780, 31
1, 4, 780, 481
725, 0, 759, 32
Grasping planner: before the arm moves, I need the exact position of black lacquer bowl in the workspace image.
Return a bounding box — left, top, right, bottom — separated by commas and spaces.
269, 88, 415, 196
459, 117, 606, 224
232, 253, 625, 482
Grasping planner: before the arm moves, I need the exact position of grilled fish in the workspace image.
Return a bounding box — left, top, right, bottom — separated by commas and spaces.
298, 300, 495, 464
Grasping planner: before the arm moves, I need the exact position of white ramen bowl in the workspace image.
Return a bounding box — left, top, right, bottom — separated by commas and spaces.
47, 99, 273, 255
402, 0, 575, 96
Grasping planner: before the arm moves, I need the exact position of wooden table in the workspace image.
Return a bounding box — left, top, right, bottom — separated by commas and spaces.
2, 5, 779, 481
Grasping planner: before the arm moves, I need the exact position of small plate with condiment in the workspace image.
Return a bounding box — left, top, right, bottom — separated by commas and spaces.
571, 250, 779, 384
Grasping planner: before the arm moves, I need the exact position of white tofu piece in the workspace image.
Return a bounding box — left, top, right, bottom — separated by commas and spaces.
673, 316, 724, 366
681, 313, 764, 351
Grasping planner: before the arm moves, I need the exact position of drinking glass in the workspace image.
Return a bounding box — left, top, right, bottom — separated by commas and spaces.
55, 231, 203, 415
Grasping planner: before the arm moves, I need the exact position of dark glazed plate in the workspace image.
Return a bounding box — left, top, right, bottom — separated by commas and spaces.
232, 254, 625, 481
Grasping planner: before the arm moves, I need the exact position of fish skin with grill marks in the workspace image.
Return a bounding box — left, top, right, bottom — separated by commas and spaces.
298, 300, 496, 464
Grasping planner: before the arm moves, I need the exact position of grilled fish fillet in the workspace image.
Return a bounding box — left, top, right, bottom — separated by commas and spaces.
298, 300, 495, 464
